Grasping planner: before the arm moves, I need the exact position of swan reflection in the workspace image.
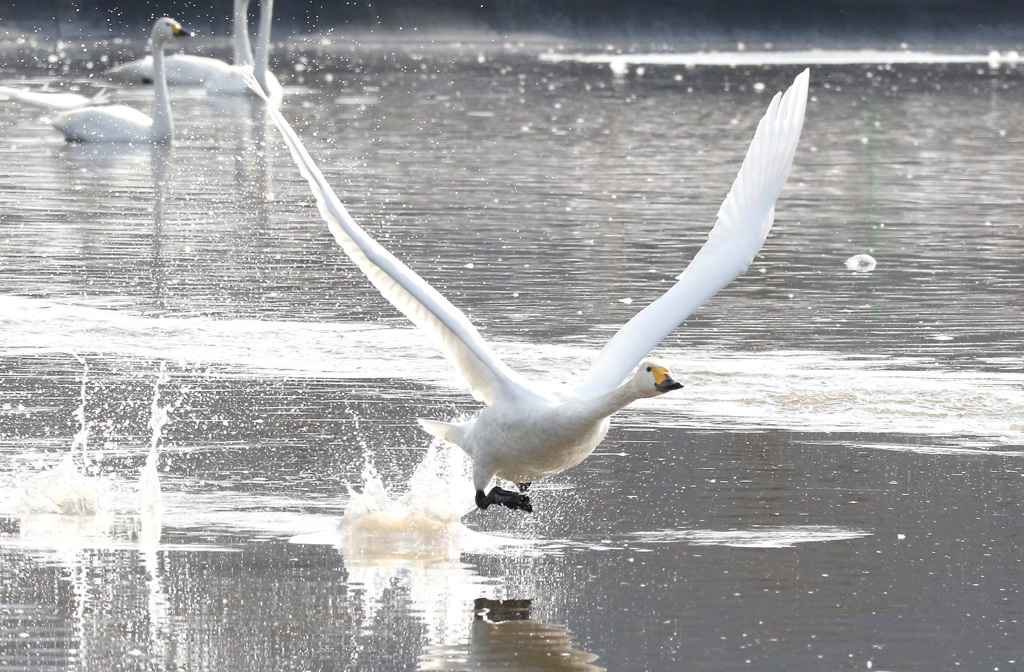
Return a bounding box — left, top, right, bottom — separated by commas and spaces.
420, 598, 603, 671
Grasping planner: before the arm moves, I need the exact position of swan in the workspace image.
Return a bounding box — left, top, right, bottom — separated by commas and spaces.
51, 18, 189, 144
249, 69, 809, 513
104, 0, 252, 85
0, 86, 109, 110
204, 0, 282, 106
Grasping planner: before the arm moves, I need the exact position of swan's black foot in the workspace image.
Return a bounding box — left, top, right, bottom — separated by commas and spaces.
476, 487, 533, 513
516, 482, 531, 493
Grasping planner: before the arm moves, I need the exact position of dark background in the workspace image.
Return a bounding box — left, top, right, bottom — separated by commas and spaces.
2, 1, 1024, 41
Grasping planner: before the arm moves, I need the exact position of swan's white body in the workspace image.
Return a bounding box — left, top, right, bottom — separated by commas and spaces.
0, 86, 109, 110
104, 0, 252, 85
204, 0, 282, 106
52, 18, 189, 143
104, 54, 230, 87
250, 69, 809, 507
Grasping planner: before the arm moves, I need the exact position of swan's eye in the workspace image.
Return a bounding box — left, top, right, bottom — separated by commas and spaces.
646, 366, 652, 372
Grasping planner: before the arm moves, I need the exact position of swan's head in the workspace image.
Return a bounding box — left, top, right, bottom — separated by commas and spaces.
633, 359, 684, 398
152, 17, 190, 44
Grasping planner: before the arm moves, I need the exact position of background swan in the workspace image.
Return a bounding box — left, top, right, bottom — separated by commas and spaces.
0, 86, 109, 110
250, 69, 809, 513
205, 0, 282, 105
51, 18, 189, 143
104, 0, 252, 85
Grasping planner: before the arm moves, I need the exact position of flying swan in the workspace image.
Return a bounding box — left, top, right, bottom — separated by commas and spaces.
51, 18, 190, 143
105, 0, 253, 85
249, 69, 809, 513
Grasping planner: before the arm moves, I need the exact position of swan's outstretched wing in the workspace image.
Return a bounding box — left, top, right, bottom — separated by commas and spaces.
247, 75, 531, 405
574, 68, 809, 398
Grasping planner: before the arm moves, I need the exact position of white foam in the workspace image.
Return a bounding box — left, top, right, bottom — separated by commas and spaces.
0, 294, 454, 382
640, 351, 1024, 444
631, 525, 872, 548
3, 295, 1023, 446
845, 253, 877, 272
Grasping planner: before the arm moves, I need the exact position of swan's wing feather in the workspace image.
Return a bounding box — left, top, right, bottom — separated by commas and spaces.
246, 74, 531, 405
574, 69, 809, 398
0, 86, 93, 111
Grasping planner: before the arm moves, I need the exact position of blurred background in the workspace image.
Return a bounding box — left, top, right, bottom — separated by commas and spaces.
3, 0, 1024, 41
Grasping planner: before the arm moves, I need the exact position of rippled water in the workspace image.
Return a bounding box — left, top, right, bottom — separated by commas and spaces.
1, 36, 1022, 671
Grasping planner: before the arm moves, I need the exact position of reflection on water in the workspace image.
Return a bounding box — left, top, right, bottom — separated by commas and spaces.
421, 599, 603, 671
1, 37, 1023, 671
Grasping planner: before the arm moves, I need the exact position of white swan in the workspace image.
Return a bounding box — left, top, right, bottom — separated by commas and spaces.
0, 86, 109, 110
250, 69, 809, 513
51, 18, 189, 144
204, 0, 282, 106
104, 0, 252, 85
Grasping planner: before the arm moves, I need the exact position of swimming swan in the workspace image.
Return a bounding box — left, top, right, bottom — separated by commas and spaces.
204, 0, 282, 105
51, 18, 189, 143
0, 86, 110, 111
250, 69, 809, 513
104, 0, 252, 85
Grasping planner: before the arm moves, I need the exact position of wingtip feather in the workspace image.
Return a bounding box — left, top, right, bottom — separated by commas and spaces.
578, 68, 810, 397
243, 70, 269, 102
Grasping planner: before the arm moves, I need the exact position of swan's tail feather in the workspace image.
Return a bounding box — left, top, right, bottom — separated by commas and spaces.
417, 419, 464, 445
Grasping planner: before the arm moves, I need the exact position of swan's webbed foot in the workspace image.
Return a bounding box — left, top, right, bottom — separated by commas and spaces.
476, 487, 533, 513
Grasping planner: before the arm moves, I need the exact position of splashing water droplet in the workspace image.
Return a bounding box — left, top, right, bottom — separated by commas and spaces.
140, 362, 170, 543
339, 440, 477, 561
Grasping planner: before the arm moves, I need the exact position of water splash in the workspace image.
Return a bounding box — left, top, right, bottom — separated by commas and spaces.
140, 364, 171, 663
339, 440, 477, 562
139, 362, 169, 546
70, 353, 91, 467
19, 355, 109, 517
19, 455, 107, 516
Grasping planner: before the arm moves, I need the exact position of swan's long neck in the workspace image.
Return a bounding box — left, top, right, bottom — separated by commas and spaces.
253, 0, 273, 90
232, 0, 254, 66
150, 39, 173, 143
571, 379, 640, 423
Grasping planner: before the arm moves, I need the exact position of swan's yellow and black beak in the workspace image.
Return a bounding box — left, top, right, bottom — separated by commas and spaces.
651, 365, 684, 393
172, 23, 190, 37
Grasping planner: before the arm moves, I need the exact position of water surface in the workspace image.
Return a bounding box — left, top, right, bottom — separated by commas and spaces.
0, 36, 1022, 671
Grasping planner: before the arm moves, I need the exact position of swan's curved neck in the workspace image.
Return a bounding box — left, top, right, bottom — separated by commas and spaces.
151, 40, 172, 143
253, 0, 273, 89
232, 0, 254, 66
571, 380, 640, 422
